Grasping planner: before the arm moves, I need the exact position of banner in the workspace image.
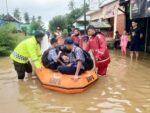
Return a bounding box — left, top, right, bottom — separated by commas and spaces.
130, 0, 150, 19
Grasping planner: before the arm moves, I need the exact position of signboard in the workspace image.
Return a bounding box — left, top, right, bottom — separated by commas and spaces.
103, 1, 119, 19
130, 0, 150, 19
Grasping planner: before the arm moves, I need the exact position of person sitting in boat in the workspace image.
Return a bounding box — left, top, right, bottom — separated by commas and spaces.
42, 38, 65, 70
57, 38, 85, 81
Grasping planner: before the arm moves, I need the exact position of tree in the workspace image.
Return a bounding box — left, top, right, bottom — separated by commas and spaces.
48, 3, 89, 32
0, 23, 17, 56
68, 0, 75, 11
30, 16, 44, 32
37, 16, 42, 25
0, 14, 5, 19
66, 3, 89, 27
24, 12, 30, 23
49, 15, 67, 32
13, 8, 21, 21
31, 16, 36, 22
37, 16, 44, 30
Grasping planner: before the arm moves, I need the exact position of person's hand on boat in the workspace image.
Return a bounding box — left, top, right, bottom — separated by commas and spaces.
72, 75, 80, 81
38, 66, 44, 71
58, 51, 62, 58
67, 63, 72, 67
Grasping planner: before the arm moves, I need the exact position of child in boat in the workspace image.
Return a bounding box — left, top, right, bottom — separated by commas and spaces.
120, 31, 128, 56
42, 38, 65, 70
57, 38, 85, 81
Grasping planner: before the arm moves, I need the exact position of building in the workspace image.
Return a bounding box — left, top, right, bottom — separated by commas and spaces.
120, 0, 150, 52
73, 15, 90, 34
87, 0, 125, 38
0, 13, 23, 31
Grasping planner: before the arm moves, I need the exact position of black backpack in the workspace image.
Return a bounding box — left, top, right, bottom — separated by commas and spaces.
82, 50, 94, 70
73, 48, 94, 70
42, 48, 59, 68
42, 48, 51, 68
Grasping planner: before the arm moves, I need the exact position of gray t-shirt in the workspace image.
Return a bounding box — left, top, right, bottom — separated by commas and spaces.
47, 48, 58, 62
68, 45, 85, 69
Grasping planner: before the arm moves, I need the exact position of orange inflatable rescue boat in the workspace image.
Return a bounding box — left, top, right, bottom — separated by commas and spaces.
36, 68, 98, 93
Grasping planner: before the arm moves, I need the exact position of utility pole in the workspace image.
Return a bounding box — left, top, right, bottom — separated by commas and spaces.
6, 0, 8, 14
84, 0, 87, 34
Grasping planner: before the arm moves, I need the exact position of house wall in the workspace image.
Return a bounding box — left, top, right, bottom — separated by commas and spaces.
116, 14, 125, 34
89, 10, 103, 21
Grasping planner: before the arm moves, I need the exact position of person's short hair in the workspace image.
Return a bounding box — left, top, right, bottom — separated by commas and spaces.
50, 38, 57, 45
115, 31, 119, 33
71, 26, 75, 29
74, 28, 80, 31
34, 30, 45, 38
64, 38, 74, 45
132, 20, 138, 24
87, 25, 95, 31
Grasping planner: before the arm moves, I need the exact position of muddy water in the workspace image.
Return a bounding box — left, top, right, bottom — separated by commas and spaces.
0, 36, 150, 113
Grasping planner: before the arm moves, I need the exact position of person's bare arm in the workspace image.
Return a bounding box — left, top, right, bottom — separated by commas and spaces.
73, 60, 82, 81
57, 59, 65, 66
140, 33, 143, 39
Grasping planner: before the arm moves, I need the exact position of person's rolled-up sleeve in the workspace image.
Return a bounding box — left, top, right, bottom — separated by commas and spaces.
75, 49, 85, 63
48, 49, 58, 62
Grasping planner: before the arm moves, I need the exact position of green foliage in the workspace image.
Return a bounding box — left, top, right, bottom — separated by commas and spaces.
49, 15, 67, 32
62, 29, 69, 37
24, 12, 30, 23
0, 24, 28, 56
13, 8, 21, 21
49, 4, 89, 32
30, 16, 45, 33
68, 0, 75, 11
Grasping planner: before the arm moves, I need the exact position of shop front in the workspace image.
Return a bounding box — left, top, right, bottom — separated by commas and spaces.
130, 0, 150, 52
102, 0, 125, 38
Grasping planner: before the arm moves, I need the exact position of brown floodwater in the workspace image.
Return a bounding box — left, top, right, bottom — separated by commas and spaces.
0, 50, 150, 113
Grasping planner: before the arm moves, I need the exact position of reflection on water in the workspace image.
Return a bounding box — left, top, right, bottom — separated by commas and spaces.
0, 50, 150, 113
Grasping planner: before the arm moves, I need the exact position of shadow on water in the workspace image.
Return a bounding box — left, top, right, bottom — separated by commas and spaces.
0, 45, 150, 113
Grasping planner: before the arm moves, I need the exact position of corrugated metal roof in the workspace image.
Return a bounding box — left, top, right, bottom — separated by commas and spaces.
90, 21, 111, 28
76, 15, 90, 22
3, 13, 22, 23
86, 9, 101, 16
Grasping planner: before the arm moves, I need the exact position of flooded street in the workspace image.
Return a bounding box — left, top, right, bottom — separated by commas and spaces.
0, 36, 150, 113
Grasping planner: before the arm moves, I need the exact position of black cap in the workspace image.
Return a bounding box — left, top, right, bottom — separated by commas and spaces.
34, 30, 45, 38
64, 38, 74, 44
50, 38, 57, 45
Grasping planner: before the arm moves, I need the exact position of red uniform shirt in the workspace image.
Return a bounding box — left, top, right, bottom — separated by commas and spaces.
85, 34, 110, 66
71, 35, 83, 48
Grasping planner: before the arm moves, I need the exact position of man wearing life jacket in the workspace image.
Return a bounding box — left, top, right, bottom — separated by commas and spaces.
71, 28, 83, 48
85, 26, 110, 76
10, 30, 45, 80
